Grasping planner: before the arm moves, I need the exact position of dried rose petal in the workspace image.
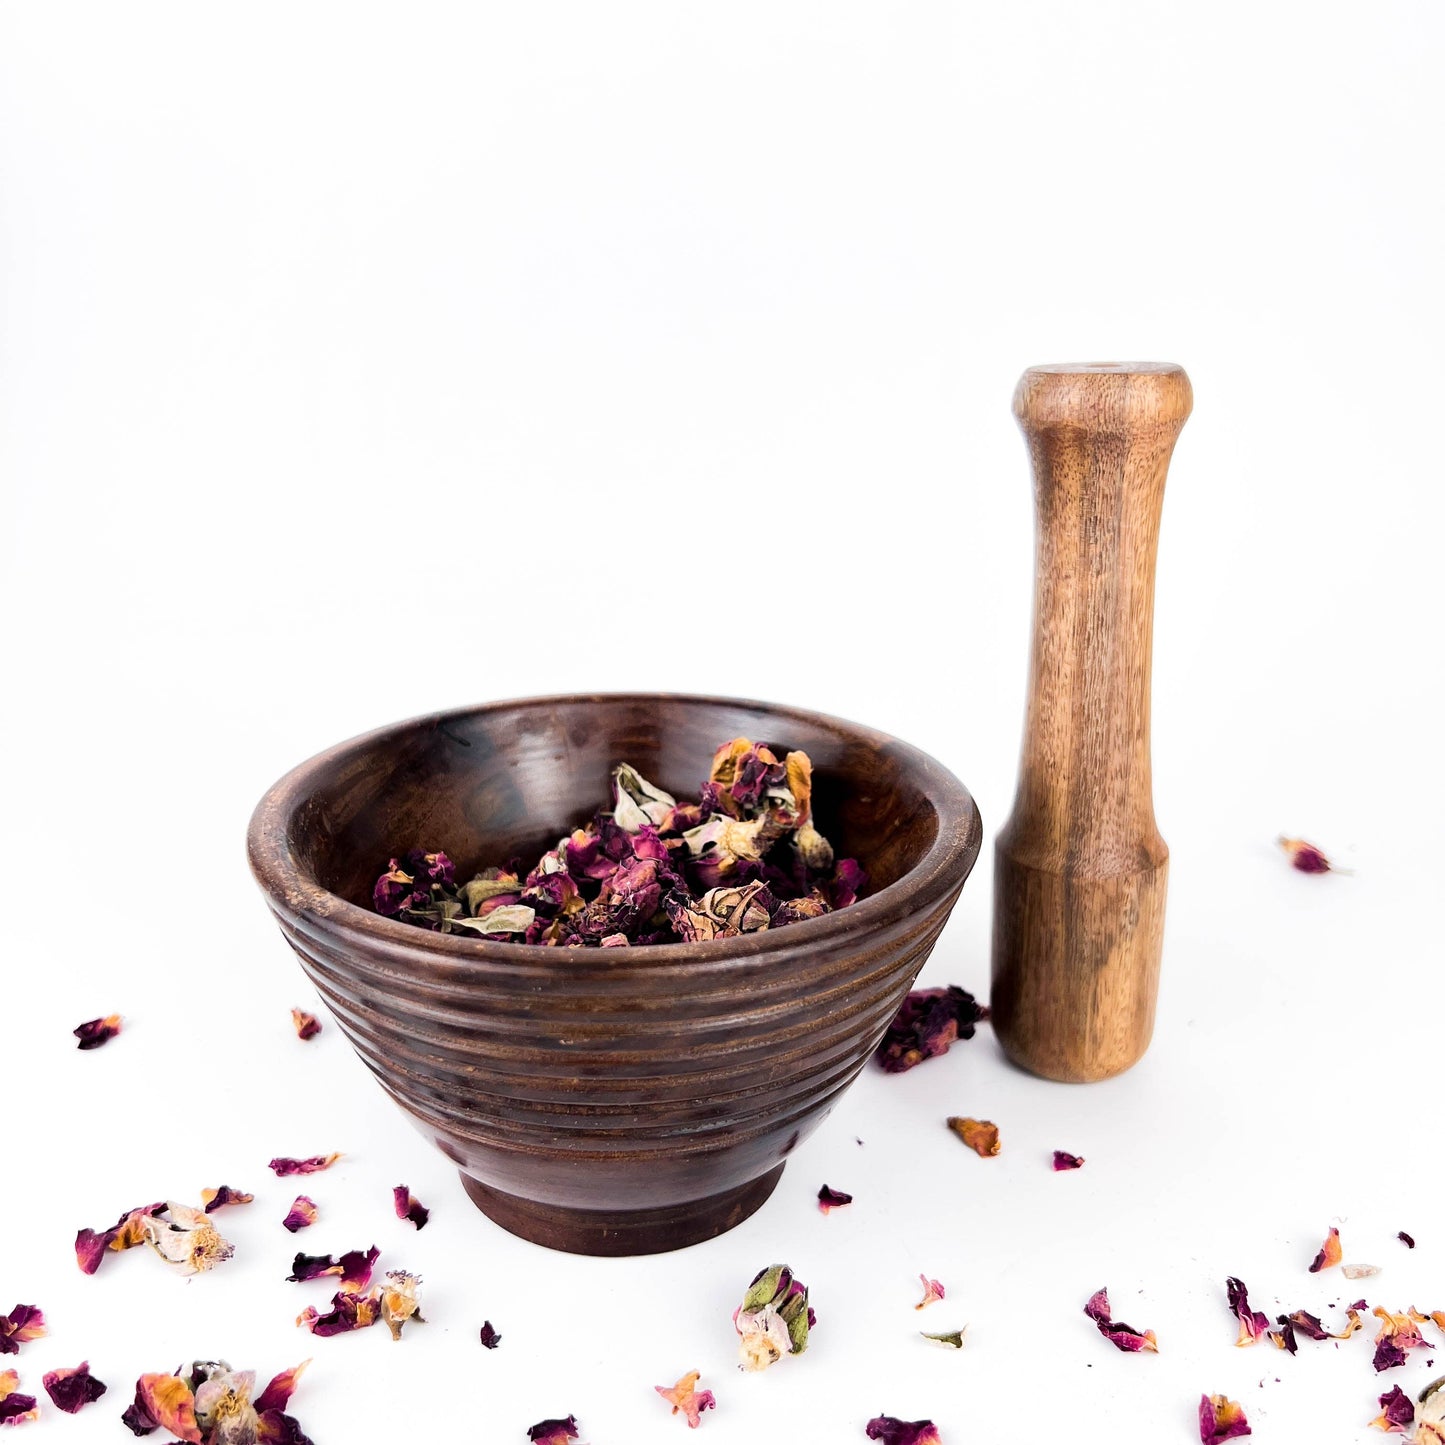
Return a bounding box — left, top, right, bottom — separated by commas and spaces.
393, 1185, 429, 1230
527, 1417, 581, 1444
0, 1308, 44, 1357
287, 1246, 378, 1292
200, 1185, 254, 1213
0, 1369, 38, 1427
915, 1277, 945, 1310
920, 1328, 966, 1349
378, 1271, 424, 1341
947, 1118, 999, 1158
291, 1009, 321, 1041
1278, 836, 1337, 873
1085, 1287, 1159, 1353
73, 1013, 122, 1050
41, 1361, 106, 1414
865, 1416, 943, 1444
613, 764, 677, 832
252, 1361, 309, 1416
1372, 1385, 1416, 1434
269, 1154, 341, 1177
1199, 1394, 1251, 1442
74, 1202, 166, 1274
296, 1291, 381, 1337
1309, 1226, 1343, 1273
141, 1203, 234, 1274
1399, 1232, 1416, 1249
1225, 1278, 1271, 1347
132, 1373, 202, 1442
654, 1371, 716, 1429
817, 1185, 853, 1214
282, 1197, 318, 1233
479, 1321, 501, 1349
1052, 1151, 1085, 1171
1268, 1317, 1298, 1354
877, 987, 989, 1073
1372, 1308, 1435, 1372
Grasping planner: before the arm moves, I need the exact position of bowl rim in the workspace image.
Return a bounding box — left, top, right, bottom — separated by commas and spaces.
247, 691, 983, 975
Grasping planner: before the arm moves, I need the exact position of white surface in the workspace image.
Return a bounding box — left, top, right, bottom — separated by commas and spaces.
2, 2, 1443, 1440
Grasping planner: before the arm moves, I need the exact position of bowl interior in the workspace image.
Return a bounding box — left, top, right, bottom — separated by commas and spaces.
284, 695, 943, 916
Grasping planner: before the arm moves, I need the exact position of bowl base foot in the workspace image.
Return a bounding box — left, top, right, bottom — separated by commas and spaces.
459, 1164, 786, 1256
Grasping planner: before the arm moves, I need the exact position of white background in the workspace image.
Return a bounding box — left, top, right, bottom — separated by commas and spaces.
3, 2, 1443, 1441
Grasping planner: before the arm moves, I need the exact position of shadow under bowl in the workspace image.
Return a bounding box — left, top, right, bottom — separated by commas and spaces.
247, 693, 982, 1255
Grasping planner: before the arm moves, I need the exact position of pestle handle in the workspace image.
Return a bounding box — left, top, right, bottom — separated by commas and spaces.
991, 362, 1192, 1083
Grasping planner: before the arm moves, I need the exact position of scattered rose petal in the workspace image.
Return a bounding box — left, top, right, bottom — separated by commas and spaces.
291, 1009, 321, 1041
480, 1321, 501, 1350
1345, 1264, 1382, 1280
41, 1362, 106, 1414
947, 1118, 999, 1158
1372, 1308, 1435, 1372
1372, 1385, 1415, 1433
378, 1271, 424, 1341
0, 1370, 38, 1426
282, 1197, 318, 1233
920, 1329, 966, 1349
74, 1202, 165, 1274
1052, 1151, 1085, 1170
817, 1185, 853, 1214
73, 1014, 122, 1050
1226, 1278, 1271, 1347
253, 1360, 310, 1415
296, 1291, 381, 1337
1199, 1394, 1251, 1442
0, 1308, 45, 1356
654, 1371, 716, 1428
735, 1265, 813, 1371
141, 1202, 235, 1274
132, 1373, 201, 1442
1085, 1287, 1159, 1353
865, 1416, 943, 1444
269, 1154, 342, 1177
393, 1186, 429, 1230
915, 1277, 945, 1310
1278, 836, 1338, 873
1309, 1227, 1342, 1273
1269, 1317, 1298, 1354
200, 1186, 254, 1213
1399, 1233, 1416, 1250
527, 1417, 580, 1444
287, 1247, 379, 1292
876, 987, 989, 1072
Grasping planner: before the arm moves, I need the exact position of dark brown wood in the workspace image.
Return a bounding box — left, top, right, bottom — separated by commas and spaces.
992, 364, 1191, 1083
249, 693, 982, 1255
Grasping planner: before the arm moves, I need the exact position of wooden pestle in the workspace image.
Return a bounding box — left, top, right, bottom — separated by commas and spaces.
991, 363, 1192, 1083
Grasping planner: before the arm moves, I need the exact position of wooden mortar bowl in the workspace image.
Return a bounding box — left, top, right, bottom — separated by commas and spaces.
247, 694, 982, 1255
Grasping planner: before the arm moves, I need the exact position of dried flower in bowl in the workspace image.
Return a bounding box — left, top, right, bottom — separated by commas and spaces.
654, 1371, 715, 1428
734, 1265, 813, 1371
0, 1308, 45, 1357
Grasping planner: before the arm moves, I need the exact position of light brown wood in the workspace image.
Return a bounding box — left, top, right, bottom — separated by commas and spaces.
991, 362, 1191, 1082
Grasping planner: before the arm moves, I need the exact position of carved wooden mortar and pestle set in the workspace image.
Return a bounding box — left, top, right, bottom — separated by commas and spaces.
248, 362, 1191, 1254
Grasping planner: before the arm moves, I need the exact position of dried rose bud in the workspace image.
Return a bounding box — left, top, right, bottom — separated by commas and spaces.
296, 1290, 381, 1336
1372, 1385, 1416, 1434
0, 1307, 45, 1356
73, 1013, 122, 1050
817, 1185, 852, 1214
1084, 1287, 1159, 1353
920, 1328, 966, 1349
282, 1197, 318, 1233
1309, 1227, 1343, 1273
528, 1416, 581, 1444
200, 1186, 254, 1213
865, 1416, 943, 1444
41, 1361, 106, 1414
947, 1118, 1000, 1158
613, 764, 677, 832
877, 987, 989, 1073
735, 1265, 814, 1371
140, 1202, 235, 1275
771, 891, 832, 927
1052, 1151, 1085, 1171
378, 1271, 424, 1341
291, 1009, 321, 1041
393, 1186, 429, 1230
1226, 1278, 1271, 1347
0, 1371, 39, 1426
654, 1370, 716, 1429
269, 1153, 342, 1176
1199, 1394, 1251, 1442
915, 1276, 945, 1310
479, 1321, 501, 1349
1278, 836, 1339, 874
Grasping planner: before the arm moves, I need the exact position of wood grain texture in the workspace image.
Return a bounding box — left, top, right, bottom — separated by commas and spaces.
992, 364, 1191, 1083
249, 693, 982, 1254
